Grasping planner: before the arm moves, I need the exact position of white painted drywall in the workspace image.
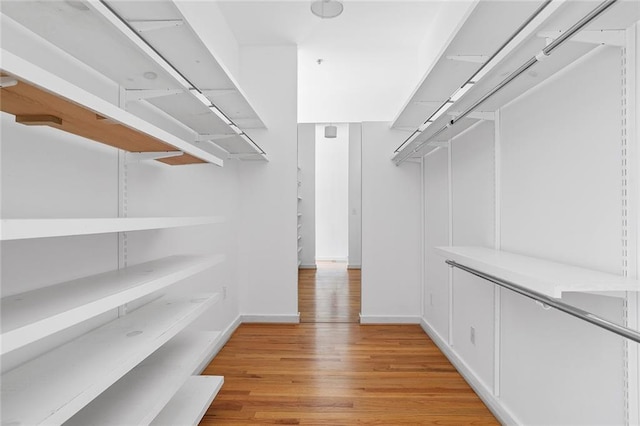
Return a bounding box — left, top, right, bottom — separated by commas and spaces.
237, 45, 299, 319
423, 147, 450, 339
348, 123, 362, 268
450, 120, 495, 392
297, 123, 316, 268
315, 123, 349, 262
361, 122, 421, 321
499, 46, 625, 425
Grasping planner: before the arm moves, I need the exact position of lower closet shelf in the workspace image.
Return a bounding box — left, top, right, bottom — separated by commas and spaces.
1, 293, 219, 426
66, 331, 221, 426
150, 376, 224, 426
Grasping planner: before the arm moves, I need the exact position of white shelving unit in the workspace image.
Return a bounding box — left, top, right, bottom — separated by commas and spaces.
392, 0, 640, 163
0, 216, 225, 240
1, 254, 223, 355
150, 376, 224, 426
66, 331, 221, 426
436, 246, 640, 298
297, 167, 303, 268
1, 293, 219, 425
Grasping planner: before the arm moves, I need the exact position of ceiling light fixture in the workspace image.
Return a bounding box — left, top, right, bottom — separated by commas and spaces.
311, 0, 344, 19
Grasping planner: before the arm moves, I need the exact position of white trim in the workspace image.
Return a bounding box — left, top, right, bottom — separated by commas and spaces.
241, 314, 300, 324
347, 264, 361, 270
299, 264, 318, 270
359, 315, 421, 324
315, 257, 349, 262
194, 314, 242, 375
420, 318, 519, 425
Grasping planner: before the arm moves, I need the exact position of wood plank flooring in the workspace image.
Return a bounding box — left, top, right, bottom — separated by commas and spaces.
298, 262, 360, 323
200, 264, 497, 425
200, 324, 498, 425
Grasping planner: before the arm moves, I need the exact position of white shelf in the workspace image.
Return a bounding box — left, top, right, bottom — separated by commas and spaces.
150, 376, 223, 426
1, 254, 223, 355
0, 216, 225, 240
1, 293, 219, 426
66, 331, 221, 426
436, 246, 640, 298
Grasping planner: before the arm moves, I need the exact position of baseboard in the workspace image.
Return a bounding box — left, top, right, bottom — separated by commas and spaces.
419, 318, 519, 425
299, 264, 318, 270
347, 264, 361, 270
194, 314, 242, 374
359, 314, 421, 324
241, 313, 301, 323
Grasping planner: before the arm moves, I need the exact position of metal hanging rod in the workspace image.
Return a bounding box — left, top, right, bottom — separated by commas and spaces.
446, 260, 640, 344
395, 0, 619, 165
393, 0, 553, 155
96, 0, 266, 156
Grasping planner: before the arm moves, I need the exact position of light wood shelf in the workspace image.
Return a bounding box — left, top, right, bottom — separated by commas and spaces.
436, 246, 640, 298
150, 376, 224, 426
1, 255, 223, 355
0, 216, 225, 241
66, 331, 221, 426
1, 293, 219, 425
0, 49, 223, 166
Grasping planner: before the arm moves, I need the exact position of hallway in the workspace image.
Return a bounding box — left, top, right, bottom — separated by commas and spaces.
298, 262, 360, 323
200, 265, 498, 424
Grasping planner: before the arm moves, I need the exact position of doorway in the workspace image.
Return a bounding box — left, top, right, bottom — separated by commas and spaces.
297, 123, 362, 323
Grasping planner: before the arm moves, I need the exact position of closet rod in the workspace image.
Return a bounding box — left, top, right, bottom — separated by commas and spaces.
446, 260, 640, 344
395, 0, 618, 165
96, 0, 267, 156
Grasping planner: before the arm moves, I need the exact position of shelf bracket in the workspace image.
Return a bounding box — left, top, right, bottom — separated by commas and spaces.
446, 55, 490, 63
0, 76, 18, 88
125, 89, 183, 102
537, 30, 625, 47
447, 111, 496, 121
128, 19, 184, 33
195, 134, 236, 143
125, 151, 183, 163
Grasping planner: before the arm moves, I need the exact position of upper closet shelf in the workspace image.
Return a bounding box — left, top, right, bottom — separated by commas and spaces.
1, 0, 268, 161
1, 293, 219, 426
0, 216, 225, 241
437, 246, 640, 299
392, 0, 640, 164
0, 50, 223, 166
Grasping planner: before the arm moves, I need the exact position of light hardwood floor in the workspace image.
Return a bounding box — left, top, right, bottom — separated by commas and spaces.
298, 262, 360, 323
200, 265, 498, 425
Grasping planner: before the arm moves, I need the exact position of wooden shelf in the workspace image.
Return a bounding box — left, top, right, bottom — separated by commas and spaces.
1, 293, 219, 426
66, 331, 221, 426
436, 246, 640, 298
0, 216, 225, 240
0, 49, 223, 166
1, 255, 223, 355
150, 376, 224, 426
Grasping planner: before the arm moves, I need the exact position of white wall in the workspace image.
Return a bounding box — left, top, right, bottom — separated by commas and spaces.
499, 45, 626, 426
420, 42, 638, 425
297, 123, 316, 268
315, 123, 349, 261
361, 122, 421, 322
348, 123, 362, 268
237, 45, 299, 321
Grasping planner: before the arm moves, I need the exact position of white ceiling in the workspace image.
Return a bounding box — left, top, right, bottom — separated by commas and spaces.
216, 1, 450, 123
